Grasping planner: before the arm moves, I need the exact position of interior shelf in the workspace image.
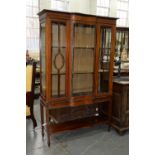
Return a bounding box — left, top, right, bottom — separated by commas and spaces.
74, 47, 95, 49
51, 73, 66, 75
72, 72, 94, 74
52, 46, 66, 48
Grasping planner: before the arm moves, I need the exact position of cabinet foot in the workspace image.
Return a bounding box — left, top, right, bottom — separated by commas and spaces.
42, 129, 44, 137
108, 125, 111, 132
48, 141, 50, 147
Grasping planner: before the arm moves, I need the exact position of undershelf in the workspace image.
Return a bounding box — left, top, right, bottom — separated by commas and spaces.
49, 115, 109, 133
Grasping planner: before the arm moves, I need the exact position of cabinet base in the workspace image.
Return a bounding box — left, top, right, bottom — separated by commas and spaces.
111, 123, 129, 135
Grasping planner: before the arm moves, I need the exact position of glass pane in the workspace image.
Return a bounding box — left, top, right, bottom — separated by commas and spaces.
40, 23, 46, 96
52, 74, 65, 97
115, 31, 120, 58
98, 27, 112, 93
73, 49, 94, 73
125, 31, 129, 55
52, 23, 66, 47
72, 24, 95, 96
51, 22, 66, 97
74, 24, 95, 48
60, 24, 66, 47
72, 74, 93, 95
52, 48, 66, 74
121, 31, 129, 60
116, 30, 129, 60
52, 24, 58, 47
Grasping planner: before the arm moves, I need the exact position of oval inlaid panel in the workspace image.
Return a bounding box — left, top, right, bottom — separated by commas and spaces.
54, 52, 64, 70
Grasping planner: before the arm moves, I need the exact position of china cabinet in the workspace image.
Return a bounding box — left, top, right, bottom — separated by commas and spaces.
38, 10, 117, 146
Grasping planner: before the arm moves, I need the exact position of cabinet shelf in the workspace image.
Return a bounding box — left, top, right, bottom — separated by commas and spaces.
72, 72, 94, 74
49, 115, 108, 133
51, 72, 94, 75
72, 91, 92, 96
98, 69, 109, 72
74, 47, 95, 49
51, 73, 66, 75
52, 46, 66, 48
100, 47, 111, 49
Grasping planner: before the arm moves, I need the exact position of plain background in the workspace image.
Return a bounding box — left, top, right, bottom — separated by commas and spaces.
0, 0, 155, 155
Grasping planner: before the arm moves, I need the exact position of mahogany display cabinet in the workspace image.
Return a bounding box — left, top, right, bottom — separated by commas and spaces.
38, 10, 117, 146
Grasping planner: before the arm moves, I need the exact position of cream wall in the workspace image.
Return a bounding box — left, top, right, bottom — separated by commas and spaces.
39, 0, 97, 15
68, 0, 97, 15
68, 0, 90, 14
39, 0, 51, 10
89, 0, 97, 15
68, 0, 117, 17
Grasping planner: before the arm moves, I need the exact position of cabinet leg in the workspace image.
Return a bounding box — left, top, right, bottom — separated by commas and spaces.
108, 125, 111, 132
108, 99, 112, 132
46, 109, 51, 147
31, 115, 37, 128
47, 139, 50, 147
30, 106, 37, 128
47, 125, 50, 147
40, 103, 44, 137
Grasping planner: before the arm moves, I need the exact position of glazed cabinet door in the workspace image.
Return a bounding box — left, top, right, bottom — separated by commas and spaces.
72, 23, 96, 96
97, 26, 113, 95
40, 22, 46, 97
51, 21, 68, 98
